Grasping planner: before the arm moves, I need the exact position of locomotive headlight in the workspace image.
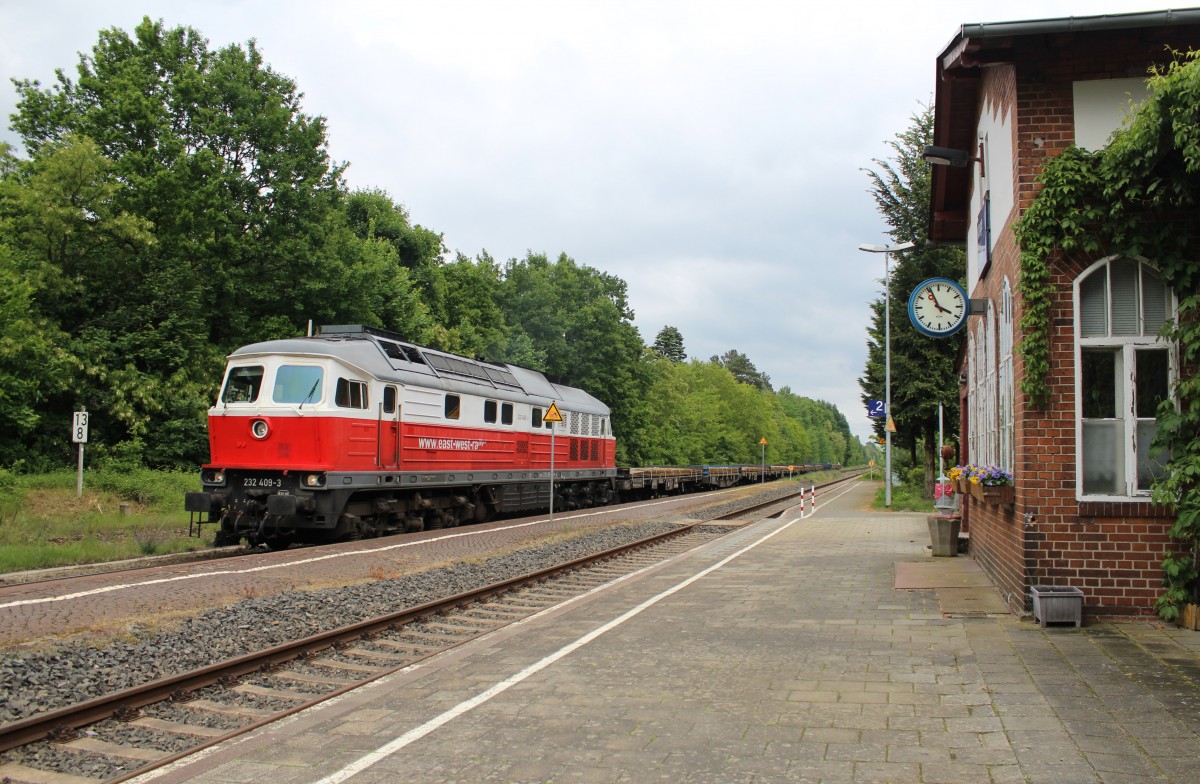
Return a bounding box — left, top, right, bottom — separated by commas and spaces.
303, 473, 326, 488
250, 419, 270, 440
201, 469, 226, 486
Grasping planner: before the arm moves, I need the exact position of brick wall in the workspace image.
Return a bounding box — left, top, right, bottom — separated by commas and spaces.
958, 27, 1193, 619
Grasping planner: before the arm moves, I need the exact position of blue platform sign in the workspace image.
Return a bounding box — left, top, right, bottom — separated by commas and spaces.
867, 399, 885, 418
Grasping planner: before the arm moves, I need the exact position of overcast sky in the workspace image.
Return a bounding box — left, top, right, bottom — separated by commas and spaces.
0, 1, 1181, 442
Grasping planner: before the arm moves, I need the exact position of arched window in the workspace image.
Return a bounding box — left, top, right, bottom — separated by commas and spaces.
1075, 257, 1174, 498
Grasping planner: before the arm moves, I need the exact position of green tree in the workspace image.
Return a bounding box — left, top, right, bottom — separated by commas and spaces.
710, 349, 772, 391
7, 18, 352, 465
11, 18, 347, 346
652, 325, 687, 362
860, 102, 964, 493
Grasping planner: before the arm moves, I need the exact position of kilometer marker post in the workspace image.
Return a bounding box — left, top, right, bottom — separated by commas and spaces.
72, 409, 89, 497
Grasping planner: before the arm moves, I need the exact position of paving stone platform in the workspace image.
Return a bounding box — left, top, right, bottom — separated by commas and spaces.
133, 481, 1200, 784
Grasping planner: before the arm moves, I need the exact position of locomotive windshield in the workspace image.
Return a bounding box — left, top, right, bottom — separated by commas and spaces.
273, 365, 324, 405
221, 365, 264, 403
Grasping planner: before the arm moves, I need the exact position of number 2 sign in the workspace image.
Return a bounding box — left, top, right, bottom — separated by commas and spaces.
866, 400, 885, 418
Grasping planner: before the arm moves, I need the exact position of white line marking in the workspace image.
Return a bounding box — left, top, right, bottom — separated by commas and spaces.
307, 507, 813, 784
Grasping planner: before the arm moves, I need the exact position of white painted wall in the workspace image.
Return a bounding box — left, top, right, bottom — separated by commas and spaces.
1073, 77, 1150, 151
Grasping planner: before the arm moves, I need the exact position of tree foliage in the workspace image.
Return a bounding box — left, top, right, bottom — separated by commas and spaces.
652, 325, 687, 362
710, 349, 772, 391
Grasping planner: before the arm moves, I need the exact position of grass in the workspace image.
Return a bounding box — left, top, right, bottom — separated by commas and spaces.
870, 480, 937, 513
0, 469, 216, 574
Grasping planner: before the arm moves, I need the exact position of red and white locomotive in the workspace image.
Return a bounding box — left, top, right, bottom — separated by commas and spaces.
186, 325, 617, 548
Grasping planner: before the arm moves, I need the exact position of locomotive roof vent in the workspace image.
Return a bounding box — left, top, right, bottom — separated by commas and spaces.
319, 324, 522, 391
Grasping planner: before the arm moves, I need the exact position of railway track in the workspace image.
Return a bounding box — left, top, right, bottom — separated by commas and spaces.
0, 473, 860, 783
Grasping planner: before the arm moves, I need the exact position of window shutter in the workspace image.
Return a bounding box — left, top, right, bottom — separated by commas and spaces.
1110, 259, 1139, 336
1079, 269, 1108, 337
1141, 267, 1168, 336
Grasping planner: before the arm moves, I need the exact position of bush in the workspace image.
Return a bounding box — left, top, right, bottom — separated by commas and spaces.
90, 467, 198, 509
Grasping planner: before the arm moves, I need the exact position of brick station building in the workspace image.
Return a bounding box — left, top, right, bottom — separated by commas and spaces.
925, 8, 1200, 618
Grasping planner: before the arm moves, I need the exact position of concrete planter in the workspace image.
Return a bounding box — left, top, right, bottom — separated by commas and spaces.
927, 515, 961, 557
1030, 586, 1084, 628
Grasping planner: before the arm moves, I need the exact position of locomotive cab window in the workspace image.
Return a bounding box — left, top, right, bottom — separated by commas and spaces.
335, 378, 368, 409
533, 407, 543, 428
445, 394, 461, 420
273, 365, 323, 405
221, 365, 264, 404
383, 385, 397, 415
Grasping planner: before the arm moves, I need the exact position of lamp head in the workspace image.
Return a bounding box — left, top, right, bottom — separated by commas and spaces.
857, 241, 916, 254
922, 145, 971, 167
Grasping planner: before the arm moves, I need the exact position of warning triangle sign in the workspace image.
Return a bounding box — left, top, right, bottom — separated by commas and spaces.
885, 415, 896, 433
544, 402, 563, 423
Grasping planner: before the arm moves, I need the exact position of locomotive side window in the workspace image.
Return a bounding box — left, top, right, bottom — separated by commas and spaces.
532, 407, 543, 428
445, 394, 461, 420
221, 366, 264, 403
383, 385, 397, 414
335, 378, 368, 409
273, 365, 323, 405
502, 403, 514, 425
484, 400, 497, 423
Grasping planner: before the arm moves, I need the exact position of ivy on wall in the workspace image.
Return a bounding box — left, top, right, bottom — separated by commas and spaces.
1012, 51, 1200, 620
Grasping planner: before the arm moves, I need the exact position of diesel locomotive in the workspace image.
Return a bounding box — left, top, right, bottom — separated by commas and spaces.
186, 325, 618, 549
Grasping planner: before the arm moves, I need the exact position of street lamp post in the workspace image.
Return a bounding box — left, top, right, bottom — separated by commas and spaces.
858, 240, 915, 508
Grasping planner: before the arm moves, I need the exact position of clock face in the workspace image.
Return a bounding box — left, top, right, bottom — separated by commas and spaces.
907, 278, 968, 337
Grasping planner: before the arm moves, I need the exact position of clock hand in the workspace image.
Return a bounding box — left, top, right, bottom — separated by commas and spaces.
927, 290, 952, 314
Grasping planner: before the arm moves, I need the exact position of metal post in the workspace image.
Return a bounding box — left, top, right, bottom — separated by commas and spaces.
938, 402, 944, 492
77, 442, 84, 498
884, 248, 892, 508
549, 429, 555, 522
859, 240, 914, 510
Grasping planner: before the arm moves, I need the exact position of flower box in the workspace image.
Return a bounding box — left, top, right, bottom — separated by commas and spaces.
1030, 586, 1084, 628
964, 482, 1014, 505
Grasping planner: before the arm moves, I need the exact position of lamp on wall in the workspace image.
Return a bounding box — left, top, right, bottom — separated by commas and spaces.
923, 144, 985, 177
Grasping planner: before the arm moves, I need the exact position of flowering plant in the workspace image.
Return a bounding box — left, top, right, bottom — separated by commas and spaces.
948, 464, 1013, 487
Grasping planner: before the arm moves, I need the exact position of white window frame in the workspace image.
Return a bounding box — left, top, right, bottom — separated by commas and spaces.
998, 278, 1015, 472
1074, 255, 1176, 500
967, 300, 1000, 469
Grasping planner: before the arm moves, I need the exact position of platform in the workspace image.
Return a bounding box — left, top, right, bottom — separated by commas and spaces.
131, 481, 1200, 784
